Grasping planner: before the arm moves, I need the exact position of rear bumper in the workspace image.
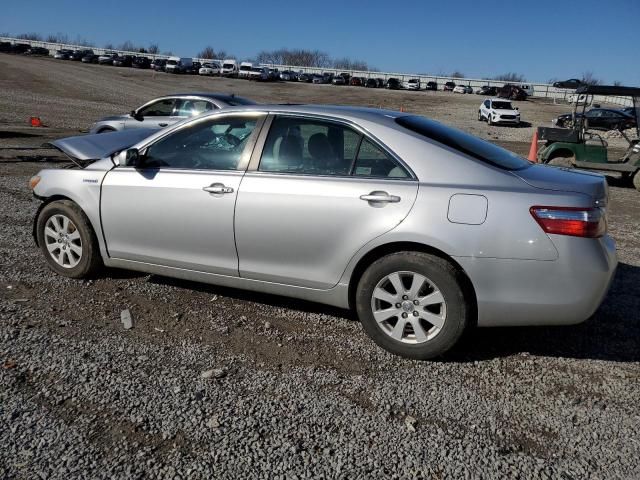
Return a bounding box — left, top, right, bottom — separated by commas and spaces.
456, 234, 617, 327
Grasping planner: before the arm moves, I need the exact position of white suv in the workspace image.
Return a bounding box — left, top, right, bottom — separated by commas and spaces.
478, 98, 521, 125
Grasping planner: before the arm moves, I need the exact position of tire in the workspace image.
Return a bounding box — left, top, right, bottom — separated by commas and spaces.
36, 200, 102, 279
477, 110, 483, 121
633, 171, 640, 192
487, 115, 493, 126
355, 252, 469, 360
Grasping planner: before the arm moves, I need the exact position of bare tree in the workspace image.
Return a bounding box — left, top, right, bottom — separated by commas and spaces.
162, 51, 173, 56
581, 71, 601, 85
333, 57, 369, 71
118, 40, 137, 52
16, 32, 42, 41
613, 80, 622, 86
198, 46, 216, 59
104, 43, 115, 50
493, 72, 526, 83
450, 71, 465, 78
148, 43, 160, 54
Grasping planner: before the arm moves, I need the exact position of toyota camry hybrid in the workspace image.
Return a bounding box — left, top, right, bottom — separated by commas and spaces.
30, 105, 617, 359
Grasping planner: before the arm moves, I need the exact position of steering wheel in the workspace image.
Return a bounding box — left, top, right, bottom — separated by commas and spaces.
224, 133, 241, 147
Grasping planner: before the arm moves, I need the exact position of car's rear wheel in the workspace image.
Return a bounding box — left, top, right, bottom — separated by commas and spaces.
633, 170, 640, 192
36, 200, 102, 278
355, 252, 469, 360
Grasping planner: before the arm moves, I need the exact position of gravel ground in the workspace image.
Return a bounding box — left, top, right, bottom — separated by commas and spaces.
1, 53, 640, 479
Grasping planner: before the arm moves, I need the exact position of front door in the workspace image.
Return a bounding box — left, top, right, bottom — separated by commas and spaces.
101, 114, 263, 275
235, 115, 419, 289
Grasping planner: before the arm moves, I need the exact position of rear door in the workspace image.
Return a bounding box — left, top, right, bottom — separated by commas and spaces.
234, 114, 419, 289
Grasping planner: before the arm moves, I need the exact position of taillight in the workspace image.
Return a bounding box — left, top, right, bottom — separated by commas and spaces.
530, 206, 606, 238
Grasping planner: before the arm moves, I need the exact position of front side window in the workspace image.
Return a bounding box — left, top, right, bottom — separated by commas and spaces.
138, 99, 175, 117
173, 99, 216, 117
141, 116, 258, 171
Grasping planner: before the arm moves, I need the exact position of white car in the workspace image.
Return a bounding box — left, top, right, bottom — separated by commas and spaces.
478, 98, 521, 126
199, 63, 221, 76
402, 79, 421, 90
453, 85, 467, 94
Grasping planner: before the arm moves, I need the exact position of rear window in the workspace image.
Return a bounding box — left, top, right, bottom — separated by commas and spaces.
396, 115, 530, 171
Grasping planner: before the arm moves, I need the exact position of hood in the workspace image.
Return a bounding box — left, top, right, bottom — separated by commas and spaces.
512, 164, 607, 203
45, 128, 157, 167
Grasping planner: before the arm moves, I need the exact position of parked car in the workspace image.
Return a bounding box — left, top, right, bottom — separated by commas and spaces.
297, 73, 312, 83
425, 81, 437, 91
476, 85, 497, 96
553, 109, 636, 131
248, 67, 270, 81
238, 62, 253, 79
199, 62, 221, 75
386, 78, 401, 90
187, 62, 202, 74
26, 47, 49, 56
34, 105, 616, 360
443, 81, 456, 91
332, 75, 346, 85
0, 42, 12, 53
463, 86, 473, 94
98, 52, 118, 65
279, 70, 294, 81
132, 56, 151, 69
403, 79, 421, 91
81, 53, 99, 63
452, 85, 467, 94
350, 77, 363, 87
553, 79, 583, 90
113, 55, 133, 67
151, 59, 166, 71
221, 59, 238, 77
54, 49, 73, 60
498, 84, 528, 101
365, 78, 378, 88
478, 98, 521, 126
375, 78, 385, 88
165, 56, 193, 74
88, 93, 257, 133
71, 49, 93, 61
10, 43, 30, 54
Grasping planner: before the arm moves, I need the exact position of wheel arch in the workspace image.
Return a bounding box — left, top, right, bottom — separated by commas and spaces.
33, 195, 101, 249
347, 241, 478, 326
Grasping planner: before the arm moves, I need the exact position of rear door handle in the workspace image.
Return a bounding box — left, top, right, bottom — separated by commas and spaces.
203, 183, 234, 194
360, 191, 401, 203
158, 123, 168, 127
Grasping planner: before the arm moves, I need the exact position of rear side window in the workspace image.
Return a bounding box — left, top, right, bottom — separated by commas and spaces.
396, 115, 530, 170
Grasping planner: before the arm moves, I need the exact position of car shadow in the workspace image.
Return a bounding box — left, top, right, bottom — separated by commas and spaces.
0, 131, 43, 139
117, 262, 638, 363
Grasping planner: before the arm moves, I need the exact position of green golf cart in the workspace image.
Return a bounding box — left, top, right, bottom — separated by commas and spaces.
536, 85, 640, 191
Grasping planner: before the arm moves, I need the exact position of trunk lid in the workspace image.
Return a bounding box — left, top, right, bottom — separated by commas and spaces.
512, 164, 607, 204
45, 129, 156, 168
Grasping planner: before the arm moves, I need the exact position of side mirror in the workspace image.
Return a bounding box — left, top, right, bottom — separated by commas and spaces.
515, 107, 519, 110
130, 110, 143, 121
114, 148, 140, 167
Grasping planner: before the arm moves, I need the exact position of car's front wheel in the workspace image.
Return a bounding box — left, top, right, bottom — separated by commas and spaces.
355, 252, 469, 360
477, 110, 483, 121
36, 200, 102, 278
487, 115, 493, 125
633, 170, 640, 192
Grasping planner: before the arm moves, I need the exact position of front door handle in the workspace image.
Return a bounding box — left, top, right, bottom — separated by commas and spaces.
360, 191, 401, 203
158, 123, 168, 127
203, 183, 234, 194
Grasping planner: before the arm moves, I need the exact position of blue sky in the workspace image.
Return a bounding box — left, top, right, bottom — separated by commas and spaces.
2, 0, 638, 85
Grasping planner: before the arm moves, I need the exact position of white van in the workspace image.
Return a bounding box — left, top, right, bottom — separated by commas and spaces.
238, 62, 253, 79
165, 56, 193, 74
519, 84, 535, 97
221, 59, 238, 77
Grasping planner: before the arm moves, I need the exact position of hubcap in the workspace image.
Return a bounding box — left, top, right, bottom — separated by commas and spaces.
370, 271, 447, 344
44, 214, 82, 268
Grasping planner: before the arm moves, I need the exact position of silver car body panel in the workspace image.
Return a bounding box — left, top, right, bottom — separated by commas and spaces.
34, 105, 617, 328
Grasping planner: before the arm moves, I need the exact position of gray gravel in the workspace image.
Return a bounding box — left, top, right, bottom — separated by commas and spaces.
1, 53, 640, 479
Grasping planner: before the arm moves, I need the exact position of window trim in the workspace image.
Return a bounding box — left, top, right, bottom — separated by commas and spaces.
247, 113, 417, 181
121, 112, 268, 173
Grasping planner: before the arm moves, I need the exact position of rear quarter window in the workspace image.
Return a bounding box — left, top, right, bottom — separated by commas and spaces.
396, 115, 530, 171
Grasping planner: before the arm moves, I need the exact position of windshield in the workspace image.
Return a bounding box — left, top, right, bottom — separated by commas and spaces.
492, 101, 513, 110
223, 63, 235, 69
240, 65, 251, 71
167, 60, 177, 65
396, 115, 530, 170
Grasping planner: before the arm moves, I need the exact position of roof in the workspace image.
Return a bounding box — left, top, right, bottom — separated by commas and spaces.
575, 85, 640, 97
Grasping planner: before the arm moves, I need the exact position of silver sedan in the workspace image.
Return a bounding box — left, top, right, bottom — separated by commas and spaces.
31, 105, 617, 359
88, 93, 256, 134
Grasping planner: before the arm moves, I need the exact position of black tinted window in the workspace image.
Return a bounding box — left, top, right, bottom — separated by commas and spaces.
142, 117, 257, 170
353, 138, 408, 178
396, 115, 529, 170
139, 99, 174, 117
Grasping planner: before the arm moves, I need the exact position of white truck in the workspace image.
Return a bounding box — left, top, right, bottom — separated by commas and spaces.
238, 62, 253, 79
221, 59, 238, 77
165, 56, 193, 74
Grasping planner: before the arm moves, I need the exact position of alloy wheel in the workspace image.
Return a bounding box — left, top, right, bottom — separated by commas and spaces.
370, 271, 447, 344
44, 214, 82, 268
